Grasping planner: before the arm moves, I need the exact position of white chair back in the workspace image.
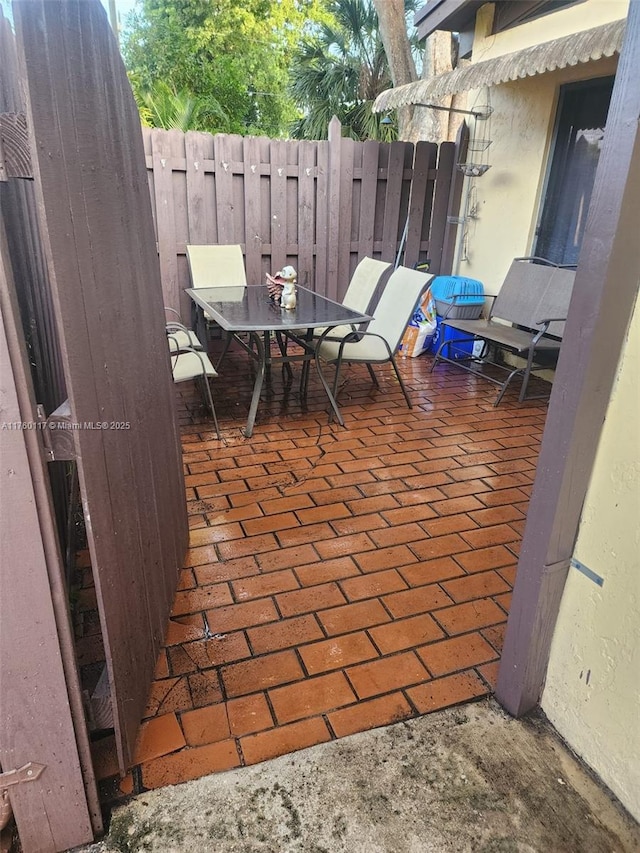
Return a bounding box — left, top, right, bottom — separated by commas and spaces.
186, 244, 247, 288
342, 257, 392, 313
366, 266, 432, 352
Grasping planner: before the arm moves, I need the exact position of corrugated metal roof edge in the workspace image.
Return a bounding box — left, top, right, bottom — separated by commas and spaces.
374, 18, 625, 111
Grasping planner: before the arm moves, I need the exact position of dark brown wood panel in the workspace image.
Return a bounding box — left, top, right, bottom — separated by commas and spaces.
269, 139, 288, 276
440, 122, 469, 274
185, 132, 209, 245
243, 135, 263, 283
213, 133, 236, 245
381, 142, 406, 262
315, 139, 329, 291
15, 0, 188, 771
325, 116, 342, 301
404, 141, 437, 269
0, 222, 97, 851
337, 136, 355, 301
141, 122, 454, 306
429, 142, 456, 274
297, 140, 315, 288
358, 140, 380, 259
497, 1, 640, 716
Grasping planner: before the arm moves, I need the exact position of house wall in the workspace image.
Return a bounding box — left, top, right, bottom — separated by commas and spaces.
541, 292, 640, 821
446, 0, 639, 819
451, 0, 628, 292
472, 0, 630, 61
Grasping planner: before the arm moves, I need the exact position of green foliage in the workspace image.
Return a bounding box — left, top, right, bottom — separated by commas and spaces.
122, 0, 326, 136
134, 80, 226, 132
288, 0, 419, 141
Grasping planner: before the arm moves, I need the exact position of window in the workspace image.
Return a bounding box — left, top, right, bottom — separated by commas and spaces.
535, 76, 614, 267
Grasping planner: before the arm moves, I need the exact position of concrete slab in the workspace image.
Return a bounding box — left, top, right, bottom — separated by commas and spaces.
79, 700, 639, 853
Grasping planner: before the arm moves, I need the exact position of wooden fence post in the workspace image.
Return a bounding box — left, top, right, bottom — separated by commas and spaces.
325, 116, 342, 301
440, 121, 469, 274
429, 141, 456, 275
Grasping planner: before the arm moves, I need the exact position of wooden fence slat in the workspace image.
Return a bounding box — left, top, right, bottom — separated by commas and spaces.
404, 141, 438, 269
440, 122, 469, 274
381, 141, 407, 264
337, 136, 355, 300
243, 135, 263, 282
429, 141, 456, 275
358, 140, 379, 261
213, 134, 236, 245
326, 116, 342, 301
298, 140, 315, 289
269, 139, 288, 276
315, 139, 329, 293
151, 128, 179, 312
185, 131, 208, 244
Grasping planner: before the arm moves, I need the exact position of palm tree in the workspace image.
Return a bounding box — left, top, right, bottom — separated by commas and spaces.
129, 78, 229, 133
289, 0, 397, 141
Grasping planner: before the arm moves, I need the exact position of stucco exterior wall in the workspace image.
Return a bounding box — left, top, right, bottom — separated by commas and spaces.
450, 0, 627, 292
541, 292, 640, 821
472, 0, 629, 61
453, 56, 617, 292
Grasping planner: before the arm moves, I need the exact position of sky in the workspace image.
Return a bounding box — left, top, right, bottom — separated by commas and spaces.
100, 0, 138, 34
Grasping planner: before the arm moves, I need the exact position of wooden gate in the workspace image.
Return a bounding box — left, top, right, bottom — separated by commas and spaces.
1, 1, 188, 848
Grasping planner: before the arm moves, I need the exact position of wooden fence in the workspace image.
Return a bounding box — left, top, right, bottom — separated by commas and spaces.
143, 118, 465, 322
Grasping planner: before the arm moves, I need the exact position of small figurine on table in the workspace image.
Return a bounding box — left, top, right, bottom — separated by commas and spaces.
266, 265, 297, 309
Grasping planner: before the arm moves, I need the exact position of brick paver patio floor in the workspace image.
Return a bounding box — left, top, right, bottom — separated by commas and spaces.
87, 342, 547, 801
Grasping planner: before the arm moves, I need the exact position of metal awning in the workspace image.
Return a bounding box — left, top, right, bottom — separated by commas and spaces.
373, 18, 625, 112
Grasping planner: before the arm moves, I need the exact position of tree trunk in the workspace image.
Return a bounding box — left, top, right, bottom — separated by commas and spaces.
372, 0, 417, 139
405, 30, 464, 143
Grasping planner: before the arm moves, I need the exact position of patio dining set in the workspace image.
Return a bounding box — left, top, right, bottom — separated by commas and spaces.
166, 246, 432, 437
166, 247, 576, 438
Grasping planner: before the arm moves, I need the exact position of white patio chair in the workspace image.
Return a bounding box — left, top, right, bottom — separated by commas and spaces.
165, 308, 203, 351
186, 244, 248, 344
168, 332, 221, 438
312, 256, 392, 340
186, 244, 247, 290
315, 265, 432, 412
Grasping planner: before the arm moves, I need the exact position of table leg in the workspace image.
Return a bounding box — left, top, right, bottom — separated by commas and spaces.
300, 328, 314, 401
215, 331, 234, 372
314, 332, 345, 427
275, 332, 293, 380
243, 331, 266, 438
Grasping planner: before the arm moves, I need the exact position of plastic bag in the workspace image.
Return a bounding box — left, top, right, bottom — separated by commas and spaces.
399, 288, 437, 358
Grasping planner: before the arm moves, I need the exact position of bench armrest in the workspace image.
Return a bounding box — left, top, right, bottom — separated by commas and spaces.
536, 316, 567, 325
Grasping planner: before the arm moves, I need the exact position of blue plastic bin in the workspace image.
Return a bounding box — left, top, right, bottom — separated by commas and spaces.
429, 316, 474, 360
430, 275, 484, 319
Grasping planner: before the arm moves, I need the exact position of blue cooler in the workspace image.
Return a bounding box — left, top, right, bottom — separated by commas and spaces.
429, 275, 484, 359
430, 316, 474, 359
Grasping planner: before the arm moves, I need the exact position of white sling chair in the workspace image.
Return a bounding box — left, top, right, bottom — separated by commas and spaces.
167, 328, 220, 438
315, 265, 432, 413
186, 243, 248, 347
312, 256, 392, 340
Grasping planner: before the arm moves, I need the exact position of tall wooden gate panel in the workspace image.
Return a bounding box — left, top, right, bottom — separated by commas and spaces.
0, 226, 96, 851
15, 0, 188, 771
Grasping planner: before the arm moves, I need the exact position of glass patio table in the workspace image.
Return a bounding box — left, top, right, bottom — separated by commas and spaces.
186, 285, 371, 437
